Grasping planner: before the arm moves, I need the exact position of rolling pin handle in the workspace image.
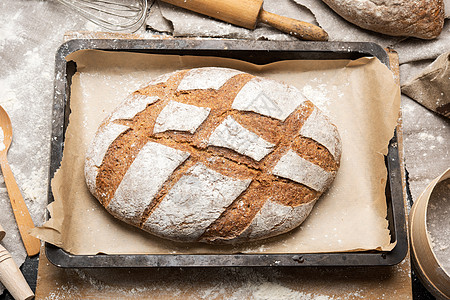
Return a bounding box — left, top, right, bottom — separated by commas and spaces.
0, 245, 34, 300
258, 9, 329, 41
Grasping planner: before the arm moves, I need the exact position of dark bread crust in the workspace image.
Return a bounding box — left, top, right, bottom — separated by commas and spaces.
322, 0, 445, 39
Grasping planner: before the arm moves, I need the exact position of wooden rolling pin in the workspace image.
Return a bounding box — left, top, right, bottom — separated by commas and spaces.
0, 225, 4, 241
161, 0, 329, 41
0, 224, 34, 300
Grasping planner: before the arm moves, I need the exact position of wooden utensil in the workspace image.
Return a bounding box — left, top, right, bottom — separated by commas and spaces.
0, 224, 35, 300
0, 106, 40, 257
161, 0, 329, 41
410, 169, 450, 299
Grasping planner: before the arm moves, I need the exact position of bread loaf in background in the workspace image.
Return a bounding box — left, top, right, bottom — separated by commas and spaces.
84, 67, 342, 244
322, 0, 445, 39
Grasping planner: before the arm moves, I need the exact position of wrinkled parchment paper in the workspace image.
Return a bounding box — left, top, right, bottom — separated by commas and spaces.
33, 50, 400, 255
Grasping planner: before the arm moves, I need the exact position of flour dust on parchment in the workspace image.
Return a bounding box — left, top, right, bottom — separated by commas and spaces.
301, 76, 347, 117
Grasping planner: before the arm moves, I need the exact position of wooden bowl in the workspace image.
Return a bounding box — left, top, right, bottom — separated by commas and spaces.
409, 168, 450, 300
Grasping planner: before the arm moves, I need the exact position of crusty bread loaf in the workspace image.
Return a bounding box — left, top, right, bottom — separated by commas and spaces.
322, 0, 445, 39
84, 67, 342, 244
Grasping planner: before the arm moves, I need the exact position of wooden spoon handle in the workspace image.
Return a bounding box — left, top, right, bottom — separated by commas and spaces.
258, 10, 329, 41
0, 156, 40, 257
0, 245, 34, 300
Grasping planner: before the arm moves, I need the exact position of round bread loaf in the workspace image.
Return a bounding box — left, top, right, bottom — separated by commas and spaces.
84, 67, 342, 244
322, 0, 444, 39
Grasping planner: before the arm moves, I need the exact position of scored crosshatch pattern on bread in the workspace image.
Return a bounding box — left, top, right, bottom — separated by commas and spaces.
85, 67, 342, 243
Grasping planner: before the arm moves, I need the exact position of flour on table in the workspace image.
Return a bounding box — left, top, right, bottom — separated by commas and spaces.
427, 178, 450, 273
0, 15, 24, 50
0, 0, 153, 295
252, 282, 337, 300
402, 96, 450, 202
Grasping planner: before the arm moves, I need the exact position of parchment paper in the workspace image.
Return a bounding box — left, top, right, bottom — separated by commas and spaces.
32, 50, 400, 255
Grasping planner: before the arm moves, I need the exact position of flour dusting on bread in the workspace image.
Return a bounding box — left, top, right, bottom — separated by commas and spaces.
154, 100, 211, 134
143, 163, 251, 241
107, 142, 190, 225
208, 116, 275, 161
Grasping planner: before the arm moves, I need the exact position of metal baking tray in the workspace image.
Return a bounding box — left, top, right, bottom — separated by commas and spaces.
46, 38, 407, 268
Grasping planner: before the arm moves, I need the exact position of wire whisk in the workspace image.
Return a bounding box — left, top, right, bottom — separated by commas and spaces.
57, 0, 148, 32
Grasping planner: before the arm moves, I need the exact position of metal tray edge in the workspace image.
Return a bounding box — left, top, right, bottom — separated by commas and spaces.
46, 38, 406, 268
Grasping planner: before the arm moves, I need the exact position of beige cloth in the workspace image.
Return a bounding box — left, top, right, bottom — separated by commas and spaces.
402, 52, 450, 118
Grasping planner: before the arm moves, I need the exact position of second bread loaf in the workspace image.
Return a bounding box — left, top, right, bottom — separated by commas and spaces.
322, 0, 445, 39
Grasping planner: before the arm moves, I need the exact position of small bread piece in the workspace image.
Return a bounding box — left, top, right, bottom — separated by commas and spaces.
322, 0, 445, 39
85, 67, 342, 244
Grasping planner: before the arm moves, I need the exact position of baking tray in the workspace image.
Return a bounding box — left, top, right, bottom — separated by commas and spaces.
46, 38, 407, 268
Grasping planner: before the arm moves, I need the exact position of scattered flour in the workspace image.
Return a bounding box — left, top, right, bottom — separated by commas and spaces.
417, 132, 436, 141
427, 178, 450, 273
45, 283, 80, 300
402, 95, 450, 202
0, 16, 25, 50
39, 266, 394, 299
302, 82, 344, 116
0, 77, 22, 112
24, 47, 43, 67
436, 136, 444, 144
0, 0, 106, 295
302, 84, 331, 114
253, 282, 337, 300
401, 100, 416, 114
13, 167, 48, 203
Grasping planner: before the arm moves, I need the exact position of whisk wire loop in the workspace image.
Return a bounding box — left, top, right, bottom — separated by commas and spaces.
57, 0, 148, 32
